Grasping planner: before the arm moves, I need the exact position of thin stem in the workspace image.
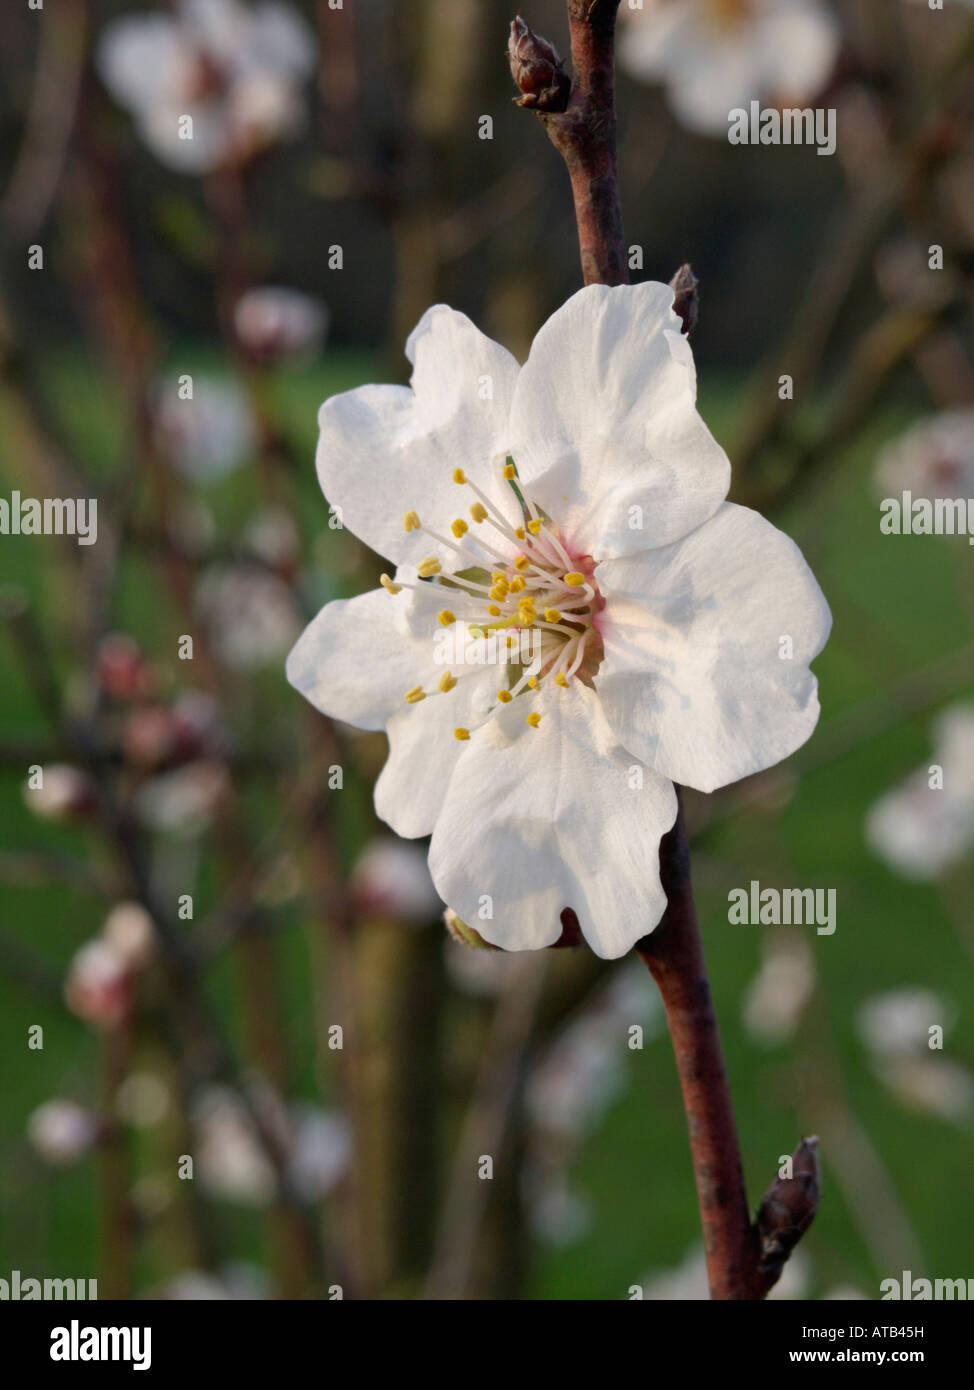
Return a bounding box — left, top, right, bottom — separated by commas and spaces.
636, 797, 762, 1300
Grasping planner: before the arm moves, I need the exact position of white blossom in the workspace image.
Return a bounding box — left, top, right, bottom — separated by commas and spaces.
97, 0, 316, 173
619, 0, 839, 137
288, 283, 831, 957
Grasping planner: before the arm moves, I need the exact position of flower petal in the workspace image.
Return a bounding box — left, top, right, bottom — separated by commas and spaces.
595, 503, 831, 793
316, 307, 520, 567
427, 683, 677, 959
285, 577, 442, 731
374, 669, 498, 839
509, 282, 730, 560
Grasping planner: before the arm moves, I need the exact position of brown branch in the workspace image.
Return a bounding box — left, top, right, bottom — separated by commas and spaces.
636, 798, 764, 1299
510, 5, 627, 286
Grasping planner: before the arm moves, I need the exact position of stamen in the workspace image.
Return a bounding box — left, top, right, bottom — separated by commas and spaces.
438, 609, 456, 626
380, 574, 402, 594
526, 711, 541, 728
439, 672, 457, 692
564, 572, 585, 587
403, 510, 421, 532
454, 727, 470, 741
470, 502, 488, 523
404, 686, 426, 703
418, 556, 442, 577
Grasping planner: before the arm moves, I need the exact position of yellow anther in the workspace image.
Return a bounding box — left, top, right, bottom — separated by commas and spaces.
514, 555, 530, 571
564, 571, 585, 586
528, 519, 542, 534
452, 467, 466, 484
380, 574, 402, 594
470, 502, 488, 523
527, 676, 539, 689
489, 583, 509, 602
508, 576, 526, 593
555, 673, 569, 688
454, 727, 470, 741
488, 603, 501, 616
418, 556, 442, 577
526, 711, 541, 728
403, 510, 421, 531
505, 634, 517, 650
514, 526, 525, 539
544, 607, 561, 623
518, 603, 536, 622
451, 518, 468, 538
503, 463, 516, 480
496, 689, 513, 704
404, 686, 426, 703
492, 571, 507, 583
439, 672, 457, 693
438, 609, 456, 626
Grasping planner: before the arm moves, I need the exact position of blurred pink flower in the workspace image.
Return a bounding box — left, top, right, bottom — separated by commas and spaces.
65, 939, 133, 1028
351, 837, 443, 925
233, 287, 328, 364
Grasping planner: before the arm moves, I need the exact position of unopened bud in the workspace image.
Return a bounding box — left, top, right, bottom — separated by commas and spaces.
444, 908, 498, 949
669, 264, 699, 337
756, 1135, 821, 1288
508, 16, 570, 113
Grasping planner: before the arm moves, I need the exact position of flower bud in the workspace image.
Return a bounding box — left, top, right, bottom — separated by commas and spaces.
23, 764, 95, 821
669, 263, 699, 337
96, 633, 152, 701
102, 901, 156, 971
508, 16, 570, 112
756, 1135, 821, 1288
65, 939, 133, 1028
444, 908, 498, 949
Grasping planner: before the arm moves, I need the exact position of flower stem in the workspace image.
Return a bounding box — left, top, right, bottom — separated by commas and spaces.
512, 3, 628, 286
636, 797, 763, 1299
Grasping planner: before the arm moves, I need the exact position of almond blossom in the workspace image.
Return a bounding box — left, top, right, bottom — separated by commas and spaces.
619, 0, 840, 137
287, 282, 831, 959
96, 0, 316, 174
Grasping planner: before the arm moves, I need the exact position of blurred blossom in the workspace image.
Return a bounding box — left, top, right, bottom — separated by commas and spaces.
23, 764, 95, 821
123, 691, 225, 771
97, 0, 316, 174
524, 1172, 593, 1248
874, 410, 974, 505
96, 633, 153, 701
153, 376, 256, 484
822, 1285, 869, 1300
742, 935, 816, 1044
286, 1105, 352, 1202
193, 1086, 349, 1206
875, 238, 957, 312
102, 901, 156, 970
64, 939, 133, 1027
135, 759, 230, 837
866, 704, 974, 880
875, 1056, 974, 1124
856, 987, 974, 1122
233, 286, 328, 364
27, 1100, 98, 1165
115, 1072, 171, 1128
857, 987, 951, 1058
243, 505, 302, 572
351, 837, 442, 925
194, 1085, 277, 1206
640, 1244, 811, 1299
196, 563, 301, 669
619, 0, 839, 137
157, 1264, 270, 1300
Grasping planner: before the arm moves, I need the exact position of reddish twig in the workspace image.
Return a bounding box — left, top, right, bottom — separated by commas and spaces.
509, 5, 627, 286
